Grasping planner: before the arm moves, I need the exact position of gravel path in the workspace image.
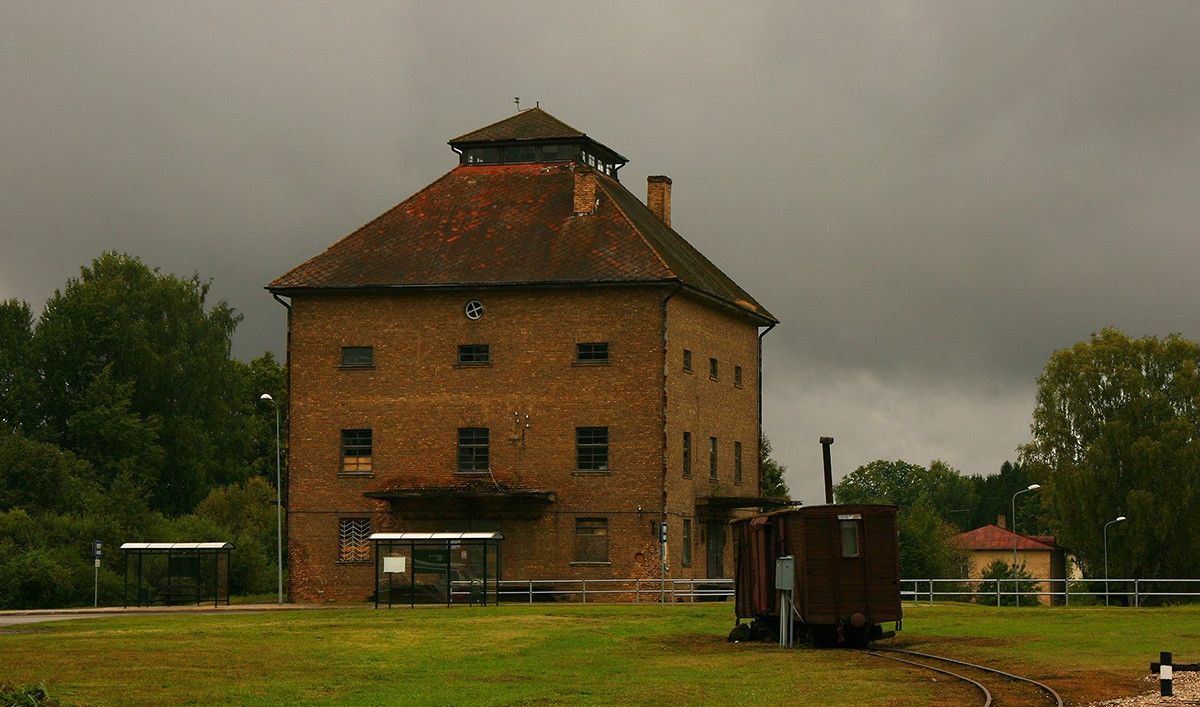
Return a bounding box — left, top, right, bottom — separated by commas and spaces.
1091, 672, 1200, 706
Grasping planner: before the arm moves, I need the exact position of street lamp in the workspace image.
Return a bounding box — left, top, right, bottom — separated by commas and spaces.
259, 393, 283, 604
1103, 516, 1127, 607
1011, 483, 1041, 606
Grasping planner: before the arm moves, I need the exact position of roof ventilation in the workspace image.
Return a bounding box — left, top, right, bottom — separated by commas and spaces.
647, 175, 672, 227
573, 165, 598, 215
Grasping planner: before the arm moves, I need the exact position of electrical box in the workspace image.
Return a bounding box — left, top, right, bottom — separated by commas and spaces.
775, 556, 795, 591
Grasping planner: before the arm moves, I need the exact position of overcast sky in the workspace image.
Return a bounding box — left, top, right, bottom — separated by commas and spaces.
3, 2, 1198, 503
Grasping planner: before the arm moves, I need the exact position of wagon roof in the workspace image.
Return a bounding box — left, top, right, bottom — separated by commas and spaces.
730, 503, 898, 524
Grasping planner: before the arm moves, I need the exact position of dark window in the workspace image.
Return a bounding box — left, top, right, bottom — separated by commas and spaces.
341, 429, 372, 474
576, 427, 609, 471
338, 518, 371, 563
340, 346, 373, 368
575, 342, 609, 363
709, 437, 718, 480
840, 520, 862, 558
574, 518, 609, 563
683, 349, 692, 372
682, 431, 692, 477
709, 357, 719, 380
735, 365, 743, 388
504, 145, 537, 163
458, 344, 490, 364
465, 146, 500, 164
682, 518, 692, 566
457, 428, 489, 472
734, 441, 743, 485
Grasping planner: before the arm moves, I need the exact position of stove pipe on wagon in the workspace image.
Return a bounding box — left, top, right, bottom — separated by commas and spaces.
819, 436, 835, 504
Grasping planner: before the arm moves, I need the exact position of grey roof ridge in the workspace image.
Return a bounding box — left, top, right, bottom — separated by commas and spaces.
592, 169, 675, 278
594, 172, 778, 323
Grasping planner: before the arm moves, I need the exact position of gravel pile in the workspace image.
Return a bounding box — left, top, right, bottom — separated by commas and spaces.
1091, 672, 1200, 706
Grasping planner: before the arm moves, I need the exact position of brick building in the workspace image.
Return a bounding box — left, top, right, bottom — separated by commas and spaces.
268, 108, 779, 602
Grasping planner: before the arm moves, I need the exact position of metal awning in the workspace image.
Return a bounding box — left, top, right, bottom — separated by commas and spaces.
363, 487, 554, 519
363, 488, 554, 503
368, 532, 503, 541
120, 542, 234, 552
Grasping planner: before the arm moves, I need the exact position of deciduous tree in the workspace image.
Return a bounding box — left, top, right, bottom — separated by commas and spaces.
759, 435, 790, 499
1021, 328, 1200, 579
34, 252, 245, 513
836, 459, 971, 578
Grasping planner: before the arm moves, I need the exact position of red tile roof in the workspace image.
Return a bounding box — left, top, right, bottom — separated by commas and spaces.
956, 524, 1056, 551
449, 107, 585, 144
269, 162, 776, 322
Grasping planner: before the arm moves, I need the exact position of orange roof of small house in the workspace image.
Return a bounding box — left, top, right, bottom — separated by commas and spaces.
956, 524, 1056, 552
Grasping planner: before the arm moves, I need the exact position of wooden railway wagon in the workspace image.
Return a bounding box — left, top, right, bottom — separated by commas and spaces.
730, 504, 902, 646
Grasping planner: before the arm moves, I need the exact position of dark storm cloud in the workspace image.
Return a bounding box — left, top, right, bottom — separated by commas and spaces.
3, 1, 1198, 502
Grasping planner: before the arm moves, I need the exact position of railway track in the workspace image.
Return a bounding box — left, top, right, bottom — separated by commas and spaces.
863, 647, 1064, 707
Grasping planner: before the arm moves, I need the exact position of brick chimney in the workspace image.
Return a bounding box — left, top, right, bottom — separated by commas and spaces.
574, 165, 597, 214
997, 514, 1007, 529
647, 175, 672, 226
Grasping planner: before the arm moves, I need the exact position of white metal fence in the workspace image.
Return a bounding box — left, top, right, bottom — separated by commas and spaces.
451, 578, 735, 604
448, 577, 1200, 605
901, 578, 1200, 606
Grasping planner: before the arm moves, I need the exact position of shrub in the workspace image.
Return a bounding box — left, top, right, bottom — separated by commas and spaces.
976, 559, 1039, 606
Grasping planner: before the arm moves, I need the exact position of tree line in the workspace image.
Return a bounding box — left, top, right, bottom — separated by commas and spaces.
0, 253, 285, 607
834, 328, 1200, 584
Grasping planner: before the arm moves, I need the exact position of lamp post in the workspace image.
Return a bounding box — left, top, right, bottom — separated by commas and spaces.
1011, 483, 1041, 606
259, 393, 284, 604
1103, 516, 1127, 607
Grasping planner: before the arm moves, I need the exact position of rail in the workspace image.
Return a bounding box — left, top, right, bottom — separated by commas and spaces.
900, 577, 1200, 606
443, 576, 1198, 606
449, 578, 734, 604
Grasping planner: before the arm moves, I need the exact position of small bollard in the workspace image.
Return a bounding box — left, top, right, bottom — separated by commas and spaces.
1151, 652, 1197, 696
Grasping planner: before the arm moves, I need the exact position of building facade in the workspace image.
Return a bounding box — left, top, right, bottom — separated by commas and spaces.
269, 108, 778, 602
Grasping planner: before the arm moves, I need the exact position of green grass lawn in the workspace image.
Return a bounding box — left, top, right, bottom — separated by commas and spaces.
1, 602, 1194, 705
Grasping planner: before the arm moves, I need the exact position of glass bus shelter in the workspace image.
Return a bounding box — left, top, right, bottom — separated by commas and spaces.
120, 542, 233, 607
371, 532, 503, 608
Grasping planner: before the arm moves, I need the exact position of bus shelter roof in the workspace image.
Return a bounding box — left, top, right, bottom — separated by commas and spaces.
119, 542, 234, 552
368, 532, 503, 542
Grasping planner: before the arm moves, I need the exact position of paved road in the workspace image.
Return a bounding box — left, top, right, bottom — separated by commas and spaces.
0, 614, 118, 627
0, 603, 348, 628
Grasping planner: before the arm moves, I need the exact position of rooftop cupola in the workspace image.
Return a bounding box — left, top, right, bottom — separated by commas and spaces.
448, 107, 628, 180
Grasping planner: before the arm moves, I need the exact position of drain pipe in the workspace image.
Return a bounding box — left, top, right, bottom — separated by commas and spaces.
757, 322, 776, 498
660, 281, 683, 603
271, 292, 292, 599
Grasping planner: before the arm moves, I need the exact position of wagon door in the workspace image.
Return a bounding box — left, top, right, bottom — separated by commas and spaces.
801, 513, 840, 624
836, 513, 868, 617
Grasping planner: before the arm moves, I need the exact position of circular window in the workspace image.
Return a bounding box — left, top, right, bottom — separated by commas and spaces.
464, 300, 484, 320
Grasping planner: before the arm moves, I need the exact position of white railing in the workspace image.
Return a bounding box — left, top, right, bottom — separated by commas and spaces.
900, 578, 1200, 606
449, 578, 734, 604
442, 576, 1199, 606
